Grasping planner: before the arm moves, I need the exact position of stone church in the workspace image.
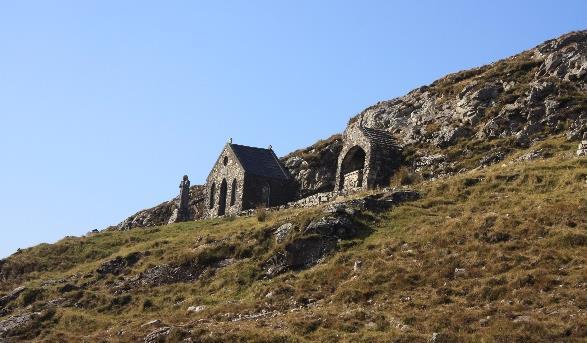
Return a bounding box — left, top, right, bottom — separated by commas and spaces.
335, 122, 401, 192
205, 141, 293, 217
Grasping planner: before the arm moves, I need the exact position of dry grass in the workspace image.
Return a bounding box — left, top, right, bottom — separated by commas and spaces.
255, 205, 268, 222
1, 137, 586, 342
389, 166, 423, 187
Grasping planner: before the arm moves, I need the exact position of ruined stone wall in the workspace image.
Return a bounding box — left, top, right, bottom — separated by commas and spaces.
205, 145, 245, 218
334, 124, 401, 192
342, 170, 363, 190
369, 145, 402, 188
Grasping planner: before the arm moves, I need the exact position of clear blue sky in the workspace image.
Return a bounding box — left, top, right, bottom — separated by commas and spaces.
0, 1, 585, 258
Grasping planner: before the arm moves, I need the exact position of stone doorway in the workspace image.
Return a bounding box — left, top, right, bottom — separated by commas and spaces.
339, 146, 366, 191
218, 179, 228, 216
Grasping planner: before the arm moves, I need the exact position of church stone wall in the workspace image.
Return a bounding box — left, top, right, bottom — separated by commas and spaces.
242, 174, 294, 210
205, 145, 245, 218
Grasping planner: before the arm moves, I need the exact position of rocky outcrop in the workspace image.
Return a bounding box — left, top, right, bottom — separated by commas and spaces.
113, 185, 206, 230
281, 135, 343, 198
144, 327, 171, 343
0, 286, 26, 308
286, 30, 587, 182
113, 256, 234, 292
264, 190, 420, 276
0, 312, 40, 338
356, 31, 586, 146
97, 252, 142, 276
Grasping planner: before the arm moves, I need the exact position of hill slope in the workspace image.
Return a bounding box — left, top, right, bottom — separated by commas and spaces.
282, 30, 586, 196
114, 30, 586, 229
1, 137, 586, 342
0, 31, 586, 342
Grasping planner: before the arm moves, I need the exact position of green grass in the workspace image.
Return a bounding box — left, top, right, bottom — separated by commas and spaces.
1, 136, 586, 342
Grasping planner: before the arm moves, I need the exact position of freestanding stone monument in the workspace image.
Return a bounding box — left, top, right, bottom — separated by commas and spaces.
177, 175, 191, 221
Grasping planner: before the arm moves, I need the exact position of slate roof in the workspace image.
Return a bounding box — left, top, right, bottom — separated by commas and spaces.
359, 127, 400, 149
229, 144, 290, 180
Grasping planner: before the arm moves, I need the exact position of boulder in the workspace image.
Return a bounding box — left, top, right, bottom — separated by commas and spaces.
0, 286, 26, 308
274, 223, 294, 244
128, 264, 201, 288
284, 236, 338, 269
304, 214, 356, 239
144, 327, 171, 343
187, 305, 206, 313
97, 252, 142, 276
0, 312, 40, 338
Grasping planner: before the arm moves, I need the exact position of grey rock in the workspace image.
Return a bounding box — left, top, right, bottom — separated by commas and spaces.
454, 268, 467, 277
186, 305, 206, 313
274, 223, 294, 244
513, 315, 531, 323
284, 236, 338, 269
144, 327, 171, 343
479, 149, 508, 167
517, 149, 552, 161
97, 252, 142, 276
127, 264, 201, 288
433, 126, 472, 148
264, 235, 338, 277
141, 319, 162, 328
527, 81, 555, 103
0, 312, 40, 338
304, 214, 356, 239
281, 135, 343, 198
0, 286, 26, 308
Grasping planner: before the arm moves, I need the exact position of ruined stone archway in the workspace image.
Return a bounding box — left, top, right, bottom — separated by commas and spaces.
339, 146, 366, 191
218, 179, 228, 216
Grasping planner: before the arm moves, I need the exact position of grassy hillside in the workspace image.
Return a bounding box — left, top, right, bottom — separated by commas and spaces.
1, 136, 586, 342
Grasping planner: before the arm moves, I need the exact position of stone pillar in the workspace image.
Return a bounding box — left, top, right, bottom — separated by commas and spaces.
177, 175, 191, 221
577, 132, 587, 157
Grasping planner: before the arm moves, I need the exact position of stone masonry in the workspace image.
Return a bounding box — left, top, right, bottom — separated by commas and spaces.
334, 120, 402, 192
205, 141, 293, 218
177, 175, 191, 221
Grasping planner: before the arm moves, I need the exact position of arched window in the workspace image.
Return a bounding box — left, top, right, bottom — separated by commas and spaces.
230, 179, 237, 206
218, 179, 228, 216
223, 156, 228, 166
209, 182, 216, 209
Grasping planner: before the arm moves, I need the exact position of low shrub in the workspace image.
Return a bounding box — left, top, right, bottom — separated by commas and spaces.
256, 205, 268, 222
